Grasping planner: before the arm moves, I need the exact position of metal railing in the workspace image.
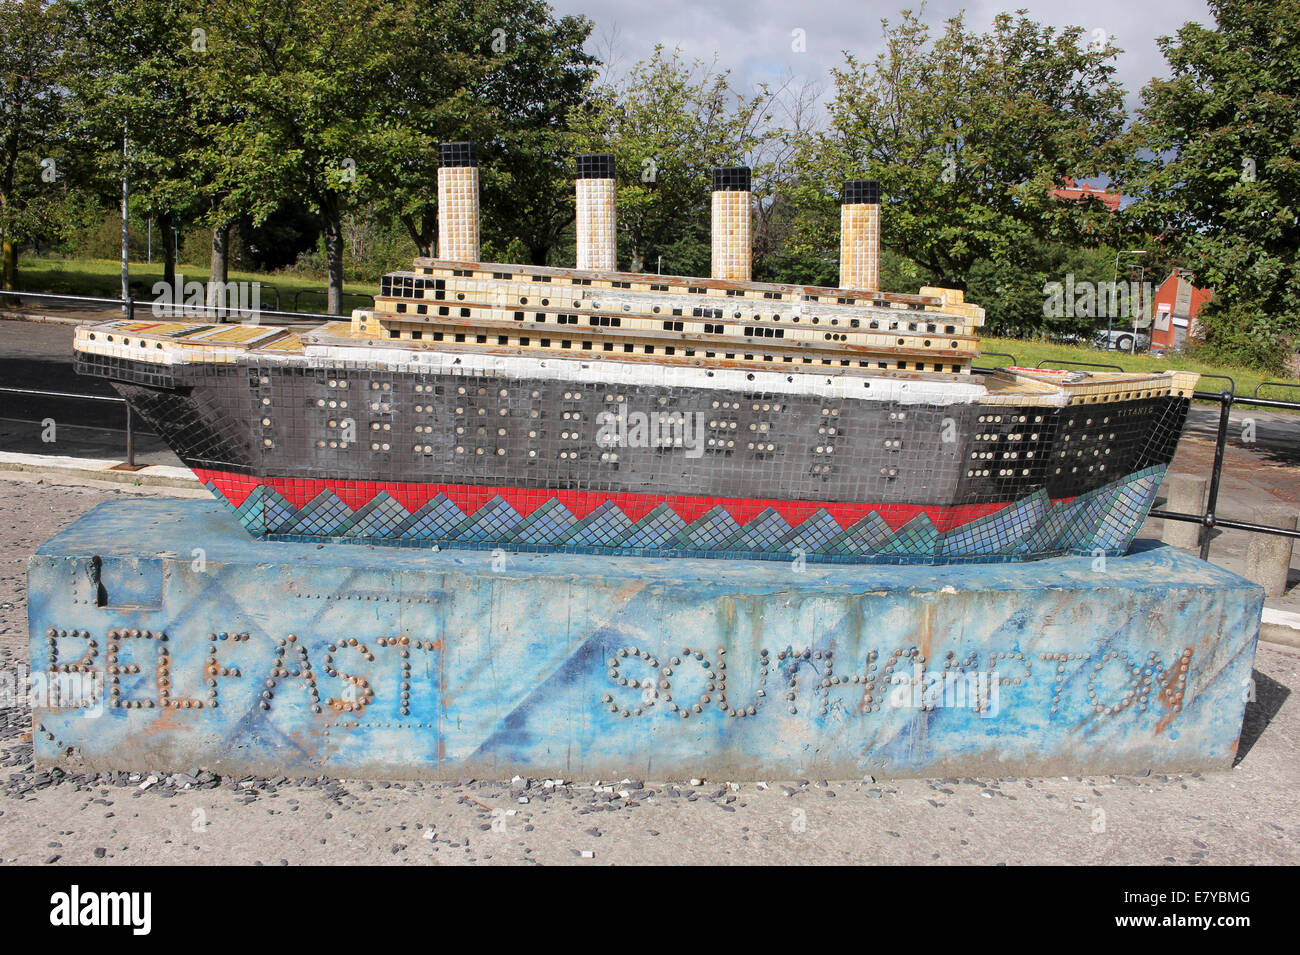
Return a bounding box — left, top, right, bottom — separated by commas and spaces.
0, 385, 137, 468
1149, 388, 1300, 560
0, 287, 352, 468
0, 288, 350, 324
1020, 356, 1297, 557
1197, 373, 1237, 396
978, 351, 1019, 367
1254, 380, 1300, 399
292, 288, 375, 312
1036, 358, 1126, 373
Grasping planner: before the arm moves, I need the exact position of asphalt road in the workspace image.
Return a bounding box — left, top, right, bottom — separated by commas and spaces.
0, 320, 176, 465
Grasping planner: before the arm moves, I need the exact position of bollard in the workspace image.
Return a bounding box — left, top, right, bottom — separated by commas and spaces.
1245, 509, 1297, 597
1161, 473, 1208, 551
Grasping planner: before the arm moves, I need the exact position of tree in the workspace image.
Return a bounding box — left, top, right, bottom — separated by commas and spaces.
200, 0, 416, 314
437, 0, 595, 266
371, 0, 594, 263
1119, 0, 1300, 371
571, 46, 775, 275
813, 9, 1128, 291
750, 74, 827, 283
0, 0, 78, 289
69, 0, 212, 293
200, 0, 594, 313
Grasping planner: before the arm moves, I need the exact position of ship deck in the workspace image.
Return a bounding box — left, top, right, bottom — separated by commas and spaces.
72, 317, 1197, 410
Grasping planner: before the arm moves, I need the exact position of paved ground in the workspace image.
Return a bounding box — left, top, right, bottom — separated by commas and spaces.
0, 473, 1297, 865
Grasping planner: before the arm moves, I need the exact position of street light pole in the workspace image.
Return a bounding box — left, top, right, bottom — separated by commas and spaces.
121, 123, 129, 314
1111, 249, 1146, 348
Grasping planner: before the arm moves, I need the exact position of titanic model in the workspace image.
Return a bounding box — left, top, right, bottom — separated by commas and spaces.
73, 144, 1198, 563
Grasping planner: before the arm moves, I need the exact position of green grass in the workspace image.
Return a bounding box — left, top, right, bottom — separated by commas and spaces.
12, 255, 377, 315
980, 335, 1300, 405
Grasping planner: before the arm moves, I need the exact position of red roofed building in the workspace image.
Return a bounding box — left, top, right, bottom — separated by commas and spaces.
1051, 178, 1122, 212
1151, 268, 1212, 353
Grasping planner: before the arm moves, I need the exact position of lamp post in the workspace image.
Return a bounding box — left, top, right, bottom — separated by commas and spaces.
1111, 249, 1146, 348
121, 123, 129, 313
1131, 263, 1147, 342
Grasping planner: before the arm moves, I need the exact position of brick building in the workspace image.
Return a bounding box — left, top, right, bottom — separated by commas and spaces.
1150, 268, 1212, 353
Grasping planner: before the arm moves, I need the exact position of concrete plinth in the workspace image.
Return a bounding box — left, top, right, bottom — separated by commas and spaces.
27, 499, 1263, 780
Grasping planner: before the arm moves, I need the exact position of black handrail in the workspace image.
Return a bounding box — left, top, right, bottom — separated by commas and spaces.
0, 384, 136, 467
253, 282, 280, 311
2, 288, 336, 324
291, 288, 376, 313
1254, 380, 1300, 399
1197, 373, 1236, 396
1153, 388, 1300, 559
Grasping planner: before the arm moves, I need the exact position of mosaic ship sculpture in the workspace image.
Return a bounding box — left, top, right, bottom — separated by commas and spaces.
73, 144, 1198, 563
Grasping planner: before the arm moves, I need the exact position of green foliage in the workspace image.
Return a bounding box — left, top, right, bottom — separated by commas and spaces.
812, 9, 1128, 289
6, 0, 1295, 377
1185, 302, 1296, 371
755, 248, 837, 288
188, 0, 593, 308
967, 242, 1123, 339
0, 0, 80, 286
339, 0, 596, 265
1119, 0, 1300, 373
288, 212, 419, 281
571, 46, 775, 274
199, 0, 404, 227
469, 1, 597, 265
68, 0, 209, 224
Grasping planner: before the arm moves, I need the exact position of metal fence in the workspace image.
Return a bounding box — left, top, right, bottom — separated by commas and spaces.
0, 288, 354, 325
2, 293, 1299, 563
1032, 357, 1300, 560
0, 385, 139, 467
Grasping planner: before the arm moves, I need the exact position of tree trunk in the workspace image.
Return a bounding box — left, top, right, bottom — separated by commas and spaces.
159, 212, 176, 290
207, 222, 230, 319
401, 210, 435, 258
323, 207, 344, 315
2, 237, 17, 290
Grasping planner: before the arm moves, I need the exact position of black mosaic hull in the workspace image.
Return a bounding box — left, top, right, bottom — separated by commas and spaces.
75, 351, 1190, 507
70, 350, 1189, 563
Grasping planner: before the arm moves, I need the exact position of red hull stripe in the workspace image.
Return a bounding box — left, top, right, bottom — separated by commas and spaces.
191, 468, 1077, 533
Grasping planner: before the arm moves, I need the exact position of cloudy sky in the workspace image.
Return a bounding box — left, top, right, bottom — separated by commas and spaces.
549, 0, 1214, 114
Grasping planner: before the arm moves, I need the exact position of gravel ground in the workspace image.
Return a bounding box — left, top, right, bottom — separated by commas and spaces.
1, 473, 1297, 865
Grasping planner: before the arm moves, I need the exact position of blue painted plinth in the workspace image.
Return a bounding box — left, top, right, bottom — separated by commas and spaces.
27, 499, 1263, 779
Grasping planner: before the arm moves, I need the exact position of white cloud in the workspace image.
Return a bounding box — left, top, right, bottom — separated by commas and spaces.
552, 0, 1213, 112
